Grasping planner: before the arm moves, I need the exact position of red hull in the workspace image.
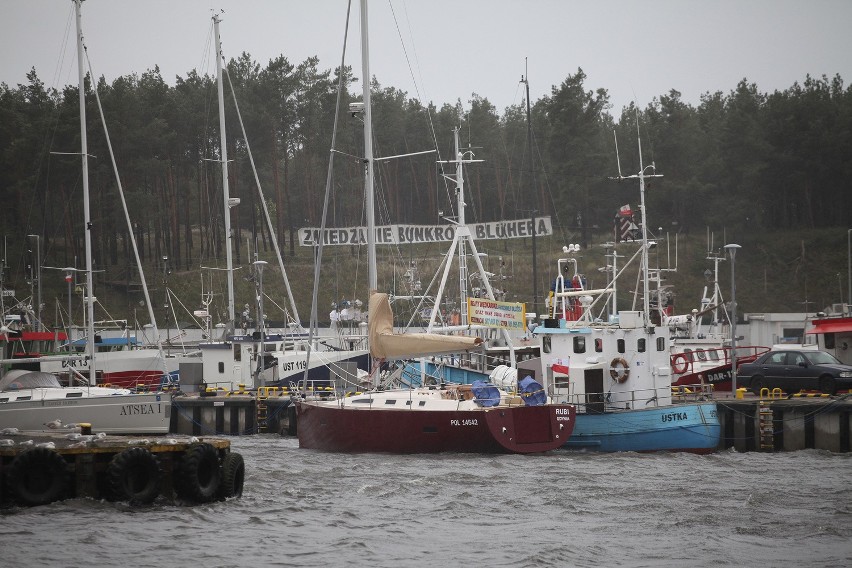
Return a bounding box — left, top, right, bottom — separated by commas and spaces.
295, 402, 575, 454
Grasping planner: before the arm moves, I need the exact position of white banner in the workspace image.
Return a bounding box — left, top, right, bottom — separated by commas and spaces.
467, 298, 527, 330
298, 217, 552, 246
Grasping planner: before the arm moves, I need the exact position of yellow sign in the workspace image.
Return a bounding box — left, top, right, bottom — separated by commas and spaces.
467, 298, 527, 330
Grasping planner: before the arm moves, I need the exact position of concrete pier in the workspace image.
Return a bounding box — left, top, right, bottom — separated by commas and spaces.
718, 395, 852, 452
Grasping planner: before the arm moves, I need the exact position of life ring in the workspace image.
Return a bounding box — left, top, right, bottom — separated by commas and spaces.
218, 452, 245, 499
6, 447, 69, 506
671, 353, 690, 375
175, 443, 221, 503
106, 447, 161, 505
609, 357, 630, 383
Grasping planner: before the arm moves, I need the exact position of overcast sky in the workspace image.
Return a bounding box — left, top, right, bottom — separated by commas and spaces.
1, 0, 850, 115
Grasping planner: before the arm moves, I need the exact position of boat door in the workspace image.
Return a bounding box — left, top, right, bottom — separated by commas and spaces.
584, 369, 605, 414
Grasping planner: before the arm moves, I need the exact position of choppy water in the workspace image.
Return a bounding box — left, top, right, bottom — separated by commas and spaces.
2, 436, 850, 567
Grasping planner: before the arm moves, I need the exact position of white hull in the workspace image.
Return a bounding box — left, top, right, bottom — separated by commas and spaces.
0, 389, 170, 434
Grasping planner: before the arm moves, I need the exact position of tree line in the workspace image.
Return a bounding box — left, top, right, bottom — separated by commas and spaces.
1, 53, 849, 286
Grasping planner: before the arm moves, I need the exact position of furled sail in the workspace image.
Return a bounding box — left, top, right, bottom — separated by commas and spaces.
368, 292, 483, 359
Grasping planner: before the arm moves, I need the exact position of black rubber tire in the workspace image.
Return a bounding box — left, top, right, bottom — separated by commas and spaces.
218, 452, 245, 499
750, 377, 764, 396
106, 447, 161, 505
175, 443, 221, 503
6, 447, 69, 506
819, 375, 837, 396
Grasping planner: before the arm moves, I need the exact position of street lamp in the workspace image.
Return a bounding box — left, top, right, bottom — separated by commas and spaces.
27, 235, 41, 331
725, 243, 742, 395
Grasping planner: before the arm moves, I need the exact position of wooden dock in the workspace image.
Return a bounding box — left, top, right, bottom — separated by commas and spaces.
0, 428, 244, 507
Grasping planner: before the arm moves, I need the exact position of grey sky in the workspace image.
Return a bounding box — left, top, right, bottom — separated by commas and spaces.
1, 0, 850, 115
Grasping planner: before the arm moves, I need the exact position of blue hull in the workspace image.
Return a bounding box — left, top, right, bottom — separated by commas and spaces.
565, 403, 720, 453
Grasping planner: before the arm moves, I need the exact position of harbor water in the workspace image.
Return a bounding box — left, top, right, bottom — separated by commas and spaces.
2, 436, 850, 567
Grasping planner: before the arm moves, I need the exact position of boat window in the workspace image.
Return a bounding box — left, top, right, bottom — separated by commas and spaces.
696, 349, 707, 361
637, 338, 646, 353
16, 396, 31, 401
384, 399, 396, 405
595, 338, 603, 352
65, 392, 83, 398
406, 400, 412, 405
542, 336, 552, 354
352, 398, 373, 404
218, 362, 225, 373
684, 348, 695, 361
656, 337, 665, 351
0, 398, 7, 403
419, 401, 426, 406
233, 344, 241, 362
617, 339, 625, 354
824, 333, 835, 349
573, 336, 586, 354
708, 349, 720, 361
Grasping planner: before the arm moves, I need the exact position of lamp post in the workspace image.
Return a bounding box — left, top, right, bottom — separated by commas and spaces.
725, 244, 742, 396
27, 235, 41, 331
847, 229, 851, 315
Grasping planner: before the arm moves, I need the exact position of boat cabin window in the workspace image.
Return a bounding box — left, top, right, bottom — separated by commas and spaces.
218, 362, 225, 373
573, 337, 586, 354
406, 400, 412, 405
65, 392, 83, 398
696, 349, 707, 361
637, 338, 646, 353
684, 348, 694, 361
617, 339, 625, 354
656, 337, 666, 351
16, 396, 31, 401
384, 399, 396, 405
0, 398, 7, 403
824, 333, 835, 349
233, 344, 241, 361
595, 338, 603, 352
707, 349, 720, 361
542, 336, 552, 354
419, 400, 426, 406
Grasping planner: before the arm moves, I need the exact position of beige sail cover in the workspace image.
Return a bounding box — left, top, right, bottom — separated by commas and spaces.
369, 292, 483, 359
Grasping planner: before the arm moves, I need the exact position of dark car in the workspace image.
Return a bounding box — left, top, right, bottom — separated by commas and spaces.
737, 349, 852, 395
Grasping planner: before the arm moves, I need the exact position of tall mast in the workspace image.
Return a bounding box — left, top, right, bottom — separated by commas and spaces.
214, 13, 236, 323
521, 60, 538, 318
454, 129, 468, 322
361, 0, 376, 292
75, 0, 96, 380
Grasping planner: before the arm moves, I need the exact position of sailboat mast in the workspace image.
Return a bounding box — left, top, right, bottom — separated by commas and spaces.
361, 0, 377, 292
636, 119, 651, 325
454, 129, 469, 322
75, 0, 96, 380
214, 14, 236, 323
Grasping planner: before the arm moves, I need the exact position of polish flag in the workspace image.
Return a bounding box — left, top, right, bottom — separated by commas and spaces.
552, 363, 570, 375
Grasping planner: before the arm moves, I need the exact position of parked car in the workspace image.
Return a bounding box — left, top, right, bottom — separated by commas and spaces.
737, 349, 852, 395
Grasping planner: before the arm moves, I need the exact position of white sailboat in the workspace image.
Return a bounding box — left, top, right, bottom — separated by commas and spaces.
0, 0, 169, 434
195, 13, 368, 392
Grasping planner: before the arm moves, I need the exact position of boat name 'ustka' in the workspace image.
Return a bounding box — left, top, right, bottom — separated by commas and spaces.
120, 403, 161, 415
661, 411, 688, 422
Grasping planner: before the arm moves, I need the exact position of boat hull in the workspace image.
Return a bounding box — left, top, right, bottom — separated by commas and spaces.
563, 402, 720, 453
0, 392, 171, 434
295, 401, 574, 454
